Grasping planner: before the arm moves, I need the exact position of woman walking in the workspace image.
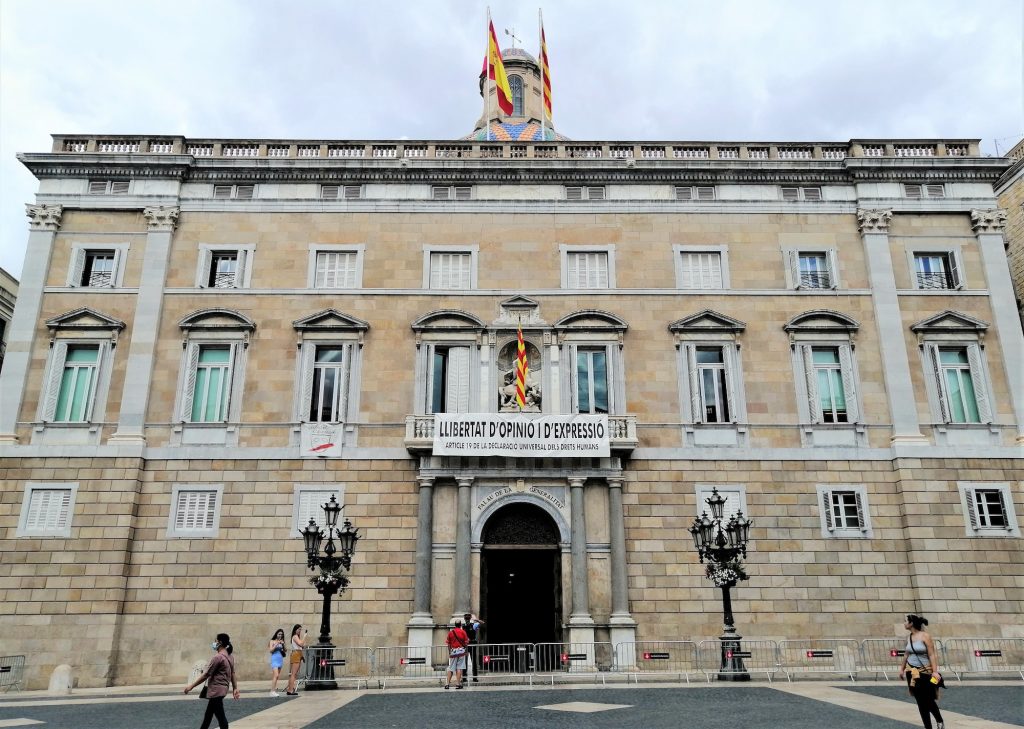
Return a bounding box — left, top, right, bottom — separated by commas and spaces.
184, 632, 240, 729
285, 624, 307, 696
898, 614, 945, 729
268, 628, 286, 696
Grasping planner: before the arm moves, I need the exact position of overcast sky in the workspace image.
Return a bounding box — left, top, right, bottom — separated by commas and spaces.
1, 0, 1021, 279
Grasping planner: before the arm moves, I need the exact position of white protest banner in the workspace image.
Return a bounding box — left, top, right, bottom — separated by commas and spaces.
433, 413, 609, 457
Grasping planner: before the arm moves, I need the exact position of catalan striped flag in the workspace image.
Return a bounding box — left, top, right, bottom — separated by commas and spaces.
540, 18, 552, 121
515, 325, 528, 409
484, 16, 514, 115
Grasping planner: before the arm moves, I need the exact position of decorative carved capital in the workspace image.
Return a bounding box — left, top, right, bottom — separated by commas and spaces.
25, 204, 63, 231
970, 208, 1007, 234
857, 208, 892, 234
143, 205, 180, 231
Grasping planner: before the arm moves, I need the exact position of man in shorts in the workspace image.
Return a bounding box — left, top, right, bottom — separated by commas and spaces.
444, 620, 469, 689
461, 612, 485, 684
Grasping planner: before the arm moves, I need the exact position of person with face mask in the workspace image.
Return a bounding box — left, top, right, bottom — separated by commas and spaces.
184, 633, 240, 729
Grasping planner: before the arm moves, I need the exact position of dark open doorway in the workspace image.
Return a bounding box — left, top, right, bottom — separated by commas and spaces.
480, 502, 562, 646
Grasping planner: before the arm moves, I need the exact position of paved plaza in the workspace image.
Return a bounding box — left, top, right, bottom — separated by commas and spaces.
0, 681, 1020, 729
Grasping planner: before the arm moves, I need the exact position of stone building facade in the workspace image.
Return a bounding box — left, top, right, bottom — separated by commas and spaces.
0, 267, 17, 372
1, 52, 1022, 689
995, 137, 1024, 326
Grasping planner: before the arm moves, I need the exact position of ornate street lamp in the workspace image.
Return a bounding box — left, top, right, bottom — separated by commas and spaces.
301, 495, 360, 690
688, 487, 753, 681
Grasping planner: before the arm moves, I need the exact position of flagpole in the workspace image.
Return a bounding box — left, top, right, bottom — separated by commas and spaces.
486, 7, 493, 142
539, 8, 545, 142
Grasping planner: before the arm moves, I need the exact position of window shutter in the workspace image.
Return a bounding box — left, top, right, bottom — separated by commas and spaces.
197, 248, 211, 288
83, 341, 108, 421
786, 250, 800, 289
42, 342, 69, 421
565, 186, 583, 201
446, 346, 471, 413
925, 184, 945, 198
454, 186, 472, 200
965, 489, 980, 531
854, 491, 866, 532
339, 343, 353, 422
220, 344, 237, 422
233, 249, 247, 287
826, 249, 839, 289
588, 187, 606, 200
298, 343, 317, 421
838, 345, 858, 422
27, 489, 72, 532
343, 185, 362, 200
821, 490, 835, 532
966, 344, 992, 422
432, 186, 450, 200
802, 187, 822, 201
424, 344, 437, 412
181, 343, 201, 421
88, 181, 108, 195
567, 253, 579, 288
782, 187, 799, 201
110, 181, 130, 195
927, 344, 949, 423
724, 345, 739, 423
949, 252, 962, 289
321, 185, 340, 200
213, 185, 233, 199
68, 249, 86, 287
675, 186, 693, 201
685, 345, 702, 422
298, 491, 335, 532
801, 345, 820, 423
996, 489, 1010, 531
591, 253, 608, 288
696, 186, 716, 201
905, 184, 923, 199
235, 185, 255, 200
109, 248, 123, 288
567, 345, 579, 412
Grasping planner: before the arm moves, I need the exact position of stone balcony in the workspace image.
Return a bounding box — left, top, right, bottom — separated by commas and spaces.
403, 414, 639, 454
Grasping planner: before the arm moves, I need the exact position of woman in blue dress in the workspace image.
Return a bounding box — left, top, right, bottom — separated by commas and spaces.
267, 628, 286, 697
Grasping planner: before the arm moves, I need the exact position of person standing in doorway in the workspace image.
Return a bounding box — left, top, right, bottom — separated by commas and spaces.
444, 619, 469, 690
461, 612, 485, 684
184, 632, 239, 729
285, 624, 307, 696
898, 614, 945, 729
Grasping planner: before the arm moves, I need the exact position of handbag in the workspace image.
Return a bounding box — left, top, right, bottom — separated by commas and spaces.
199, 685, 208, 699
450, 647, 466, 657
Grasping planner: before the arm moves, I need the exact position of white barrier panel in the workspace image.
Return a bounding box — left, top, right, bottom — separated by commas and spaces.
617, 641, 700, 683
944, 638, 1024, 681
372, 645, 448, 688
302, 646, 373, 689
697, 640, 780, 682
778, 639, 858, 682
533, 642, 615, 685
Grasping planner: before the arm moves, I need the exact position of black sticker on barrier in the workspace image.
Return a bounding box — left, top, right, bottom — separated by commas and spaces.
564, 653, 588, 661
974, 649, 1002, 657
401, 657, 426, 665
727, 651, 752, 658
324, 659, 346, 666
0, 667, 10, 673
806, 650, 834, 658
643, 652, 671, 660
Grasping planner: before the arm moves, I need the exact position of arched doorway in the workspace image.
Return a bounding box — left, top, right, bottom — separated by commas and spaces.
480, 502, 562, 645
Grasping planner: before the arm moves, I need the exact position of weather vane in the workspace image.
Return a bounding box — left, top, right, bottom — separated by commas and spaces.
505, 27, 521, 49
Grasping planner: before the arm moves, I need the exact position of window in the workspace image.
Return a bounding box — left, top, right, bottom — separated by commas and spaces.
958, 483, 1019, 537
431, 186, 472, 200
88, 180, 130, 195
565, 186, 606, 201
933, 347, 983, 423
196, 245, 254, 288
67, 244, 128, 288
786, 250, 838, 290
17, 483, 78, 538
694, 347, 732, 422
189, 345, 232, 422
293, 485, 344, 535
425, 247, 477, 290
675, 247, 728, 289
320, 185, 362, 200
562, 247, 614, 289
294, 309, 367, 434
177, 309, 254, 429
509, 75, 524, 116
781, 186, 822, 201
167, 485, 223, 538
785, 311, 862, 433
913, 252, 961, 290
800, 345, 857, 423
816, 485, 872, 538
315, 251, 359, 288
428, 345, 471, 413
694, 484, 747, 522
556, 310, 628, 416
575, 347, 609, 414
904, 183, 945, 199
212, 184, 255, 200
308, 347, 346, 421
51, 344, 100, 422
675, 186, 716, 201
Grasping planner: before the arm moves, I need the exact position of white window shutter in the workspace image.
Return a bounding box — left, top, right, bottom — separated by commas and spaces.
854, 491, 866, 532
321, 185, 340, 200
786, 250, 800, 289
298, 343, 317, 421
927, 344, 950, 423
949, 252, 962, 289
68, 249, 86, 287
592, 253, 607, 288
567, 253, 579, 288
447, 346, 471, 413
838, 345, 858, 422
298, 491, 334, 532
925, 184, 945, 198
801, 345, 820, 423
42, 342, 69, 421
566, 186, 583, 201
782, 187, 799, 201
686, 345, 702, 423
905, 184, 923, 199
424, 344, 437, 412
568, 345, 579, 412
339, 342, 353, 422
27, 489, 72, 532
826, 249, 839, 289
344, 185, 361, 200
109, 248, 123, 288
233, 250, 247, 288
181, 343, 201, 421
676, 186, 693, 201
724, 345, 738, 423
822, 490, 835, 532
966, 344, 991, 422
996, 490, 1010, 531
197, 248, 211, 288
432, 186, 450, 200
83, 341, 108, 421
802, 187, 822, 202
697, 186, 715, 201
220, 344, 237, 422
588, 187, 606, 200
965, 489, 980, 531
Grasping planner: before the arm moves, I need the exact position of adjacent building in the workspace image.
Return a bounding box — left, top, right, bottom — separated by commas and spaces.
0, 267, 16, 372
1, 48, 1021, 688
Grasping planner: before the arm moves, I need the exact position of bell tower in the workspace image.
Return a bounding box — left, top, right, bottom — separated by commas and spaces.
471, 47, 560, 141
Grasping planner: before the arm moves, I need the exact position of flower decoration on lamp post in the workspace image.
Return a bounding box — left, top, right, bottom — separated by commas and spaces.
689, 487, 753, 681
300, 495, 359, 690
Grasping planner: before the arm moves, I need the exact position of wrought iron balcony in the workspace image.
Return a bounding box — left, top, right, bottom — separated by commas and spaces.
403, 414, 639, 453
916, 271, 955, 290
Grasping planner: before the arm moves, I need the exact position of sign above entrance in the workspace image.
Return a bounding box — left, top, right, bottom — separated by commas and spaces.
433, 414, 610, 457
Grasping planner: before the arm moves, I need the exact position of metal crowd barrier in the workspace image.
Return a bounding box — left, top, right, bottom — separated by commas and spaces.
0, 655, 25, 693
858, 638, 948, 681
472, 643, 534, 678
944, 638, 1024, 681
533, 642, 615, 685
697, 640, 780, 682
618, 641, 700, 683
372, 645, 450, 688
778, 639, 859, 682
301, 646, 373, 690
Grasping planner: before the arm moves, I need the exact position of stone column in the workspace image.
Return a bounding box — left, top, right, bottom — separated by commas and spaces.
0, 205, 63, 443
857, 209, 928, 445
109, 206, 179, 445
971, 209, 1024, 444
567, 477, 595, 645
607, 477, 637, 658
453, 476, 473, 619
407, 476, 436, 649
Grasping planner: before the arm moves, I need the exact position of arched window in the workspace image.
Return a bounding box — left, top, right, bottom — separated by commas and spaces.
509, 75, 524, 116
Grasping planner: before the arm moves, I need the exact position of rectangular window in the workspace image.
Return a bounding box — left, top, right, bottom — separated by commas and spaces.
782, 186, 822, 201
315, 251, 359, 288
675, 186, 716, 201
294, 487, 343, 535
191, 346, 232, 422
429, 252, 472, 289
431, 186, 472, 200
938, 347, 980, 423
81, 251, 116, 287
197, 246, 252, 289
696, 347, 731, 423
817, 485, 871, 538
679, 252, 723, 289
827, 490, 862, 529
695, 485, 746, 521
576, 348, 609, 414
17, 484, 77, 538
207, 251, 239, 288
565, 186, 606, 200
309, 347, 345, 422
213, 185, 255, 199
798, 253, 832, 289
428, 346, 471, 414
812, 347, 848, 423
904, 183, 945, 199
959, 483, 1018, 537
914, 253, 960, 290
88, 180, 130, 195
168, 485, 223, 538
567, 251, 609, 289
54, 345, 100, 422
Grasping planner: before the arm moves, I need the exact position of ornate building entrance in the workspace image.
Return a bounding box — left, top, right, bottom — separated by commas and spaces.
480, 503, 562, 644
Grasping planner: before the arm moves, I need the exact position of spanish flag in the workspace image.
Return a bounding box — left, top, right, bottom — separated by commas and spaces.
540, 21, 552, 121
483, 18, 514, 115
515, 325, 528, 409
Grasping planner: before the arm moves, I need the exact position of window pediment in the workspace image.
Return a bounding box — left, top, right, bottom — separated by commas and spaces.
293, 309, 368, 342
411, 309, 486, 332
669, 310, 746, 335
784, 309, 859, 337
554, 310, 628, 332
911, 310, 989, 335
179, 308, 256, 332
45, 307, 126, 336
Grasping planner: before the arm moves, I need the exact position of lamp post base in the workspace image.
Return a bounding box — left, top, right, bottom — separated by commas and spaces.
717, 633, 751, 682
304, 641, 339, 690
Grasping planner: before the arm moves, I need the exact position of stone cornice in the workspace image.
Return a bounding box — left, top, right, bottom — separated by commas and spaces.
25, 203, 62, 231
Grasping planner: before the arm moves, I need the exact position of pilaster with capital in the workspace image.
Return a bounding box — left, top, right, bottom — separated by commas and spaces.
407, 476, 437, 648
26, 204, 63, 231
607, 478, 637, 658
453, 476, 474, 619
143, 205, 180, 231
856, 208, 892, 235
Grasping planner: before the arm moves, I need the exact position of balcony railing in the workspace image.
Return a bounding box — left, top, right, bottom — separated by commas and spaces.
404, 414, 638, 453
916, 271, 955, 290
798, 271, 832, 289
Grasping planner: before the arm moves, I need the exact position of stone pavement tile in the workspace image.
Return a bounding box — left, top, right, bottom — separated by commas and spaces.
231, 689, 363, 729
841, 683, 1024, 728
0, 695, 281, 729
